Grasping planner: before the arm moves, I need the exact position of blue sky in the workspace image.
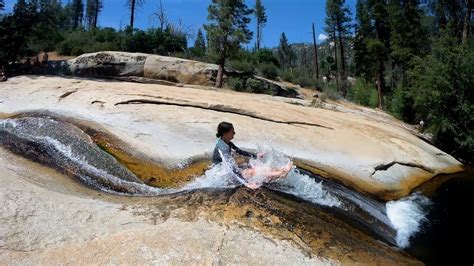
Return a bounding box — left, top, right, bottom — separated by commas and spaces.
2, 0, 357, 48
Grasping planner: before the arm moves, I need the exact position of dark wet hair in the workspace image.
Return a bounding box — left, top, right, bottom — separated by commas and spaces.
216, 122, 233, 138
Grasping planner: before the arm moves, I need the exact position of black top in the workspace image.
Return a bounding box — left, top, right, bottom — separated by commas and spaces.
212, 138, 256, 165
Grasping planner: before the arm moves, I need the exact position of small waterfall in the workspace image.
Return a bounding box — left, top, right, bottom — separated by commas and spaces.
386, 193, 431, 248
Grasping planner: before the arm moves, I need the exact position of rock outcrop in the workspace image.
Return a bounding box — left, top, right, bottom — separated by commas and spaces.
66, 51, 301, 98
0, 76, 463, 200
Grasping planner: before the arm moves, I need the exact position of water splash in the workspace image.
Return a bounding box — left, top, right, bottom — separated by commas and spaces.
269, 169, 341, 207
386, 192, 431, 248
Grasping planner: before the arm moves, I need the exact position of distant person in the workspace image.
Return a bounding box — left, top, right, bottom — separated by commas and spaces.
0, 66, 7, 82
41, 52, 49, 65
33, 56, 40, 67
419, 120, 424, 131
212, 121, 292, 189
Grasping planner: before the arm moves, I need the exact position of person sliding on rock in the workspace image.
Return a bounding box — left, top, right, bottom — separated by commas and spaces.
212, 121, 292, 189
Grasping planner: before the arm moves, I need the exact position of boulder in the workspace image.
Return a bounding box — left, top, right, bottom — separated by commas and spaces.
68, 51, 148, 77
143, 55, 218, 86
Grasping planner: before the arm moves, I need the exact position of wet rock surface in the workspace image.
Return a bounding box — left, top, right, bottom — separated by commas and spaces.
0, 147, 422, 264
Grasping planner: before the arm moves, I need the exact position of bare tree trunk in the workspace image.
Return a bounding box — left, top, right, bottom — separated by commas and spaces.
338, 32, 346, 78
312, 23, 319, 79
256, 22, 261, 51
93, 0, 99, 28
216, 62, 224, 88
332, 27, 339, 92
216, 37, 227, 88
463, 0, 472, 45
130, 0, 136, 33
156, 0, 166, 31
376, 60, 384, 109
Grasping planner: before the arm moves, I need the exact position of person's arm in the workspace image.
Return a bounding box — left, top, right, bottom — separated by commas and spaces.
229, 142, 256, 158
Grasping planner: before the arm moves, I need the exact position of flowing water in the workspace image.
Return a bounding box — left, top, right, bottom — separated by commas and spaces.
1, 114, 469, 263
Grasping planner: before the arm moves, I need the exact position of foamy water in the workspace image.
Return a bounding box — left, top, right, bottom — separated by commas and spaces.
386, 192, 431, 248
274, 170, 342, 207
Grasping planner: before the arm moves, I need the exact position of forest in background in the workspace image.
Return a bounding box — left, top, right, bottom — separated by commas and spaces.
0, 0, 472, 162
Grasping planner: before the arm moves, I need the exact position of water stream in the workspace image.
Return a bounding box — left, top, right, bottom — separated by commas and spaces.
1, 115, 467, 263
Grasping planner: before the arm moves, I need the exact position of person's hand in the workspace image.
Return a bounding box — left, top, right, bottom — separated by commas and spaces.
245, 182, 260, 190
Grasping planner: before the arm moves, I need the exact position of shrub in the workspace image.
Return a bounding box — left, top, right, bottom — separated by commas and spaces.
228, 60, 255, 75
258, 63, 278, 80
321, 82, 342, 100
227, 77, 246, 92
246, 78, 266, 93
346, 78, 378, 108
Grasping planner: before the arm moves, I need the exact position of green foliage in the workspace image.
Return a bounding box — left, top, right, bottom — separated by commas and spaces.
191, 28, 206, 57
346, 78, 378, 107
254, 0, 267, 50
0, 0, 39, 64
395, 35, 473, 160
85, 0, 102, 29
255, 48, 279, 66
228, 59, 255, 75
321, 81, 342, 100
72, 0, 84, 29
56, 27, 186, 56
386, 84, 415, 121
277, 32, 295, 68
204, 0, 253, 63
227, 76, 246, 92
258, 63, 277, 79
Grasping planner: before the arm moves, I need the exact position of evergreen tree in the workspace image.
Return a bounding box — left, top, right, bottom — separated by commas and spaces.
72, 0, 84, 29
277, 32, 295, 69
204, 0, 253, 88
462, 0, 472, 44
388, 0, 429, 85
354, 0, 374, 81
86, 0, 102, 29
254, 0, 267, 51
325, 0, 351, 78
127, 0, 145, 33
406, 34, 473, 161
30, 0, 64, 52
354, 0, 391, 108
0, 0, 5, 11
192, 28, 206, 57
0, 0, 38, 65
431, 0, 466, 38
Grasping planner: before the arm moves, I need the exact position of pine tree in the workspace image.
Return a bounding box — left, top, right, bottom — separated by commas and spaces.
277, 32, 295, 69
254, 0, 267, 51
0, 0, 38, 64
31, 0, 64, 52
72, 0, 84, 29
204, 0, 253, 88
86, 0, 102, 29
354, 0, 391, 108
325, 0, 351, 79
354, 0, 374, 81
462, 0, 472, 44
127, 0, 145, 33
192, 28, 206, 57
0, 0, 5, 11
388, 0, 428, 84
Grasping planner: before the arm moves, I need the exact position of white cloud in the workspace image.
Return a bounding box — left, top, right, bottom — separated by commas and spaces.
318, 33, 328, 42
